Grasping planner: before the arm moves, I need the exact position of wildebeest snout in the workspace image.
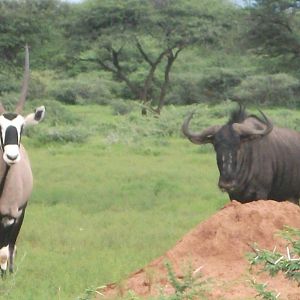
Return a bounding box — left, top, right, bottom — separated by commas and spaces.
218, 179, 237, 192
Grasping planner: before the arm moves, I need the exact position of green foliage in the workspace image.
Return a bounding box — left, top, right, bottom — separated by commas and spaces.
121, 261, 209, 300
48, 73, 118, 105
231, 73, 300, 107
125, 290, 141, 300
77, 286, 105, 300
199, 68, 244, 102
0, 72, 20, 95
166, 48, 257, 105
34, 126, 89, 144
245, 0, 300, 68
31, 99, 79, 126
50, 79, 87, 105
166, 73, 203, 105
248, 226, 300, 295
161, 262, 207, 300
280, 227, 300, 254
24, 99, 86, 144
250, 280, 280, 300
67, 0, 236, 111
104, 105, 186, 144
0, 0, 72, 69
27, 70, 56, 100
0, 92, 21, 111
111, 99, 136, 115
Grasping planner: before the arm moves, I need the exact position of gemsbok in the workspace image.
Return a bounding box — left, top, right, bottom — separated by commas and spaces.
0, 45, 45, 276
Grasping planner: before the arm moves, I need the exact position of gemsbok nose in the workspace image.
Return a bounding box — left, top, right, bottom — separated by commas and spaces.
6, 154, 18, 161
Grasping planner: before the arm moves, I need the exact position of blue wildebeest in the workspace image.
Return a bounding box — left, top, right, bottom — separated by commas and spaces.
0, 45, 45, 276
182, 106, 300, 204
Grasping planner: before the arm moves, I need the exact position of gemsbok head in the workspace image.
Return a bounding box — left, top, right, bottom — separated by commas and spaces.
0, 45, 45, 276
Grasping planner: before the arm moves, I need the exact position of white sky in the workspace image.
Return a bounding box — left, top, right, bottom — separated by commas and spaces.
65, 0, 247, 5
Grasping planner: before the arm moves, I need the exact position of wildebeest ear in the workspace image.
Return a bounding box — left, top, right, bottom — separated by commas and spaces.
233, 115, 273, 141
24, 106, 45, 126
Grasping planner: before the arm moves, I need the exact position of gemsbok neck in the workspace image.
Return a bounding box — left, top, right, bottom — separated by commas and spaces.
0, 165, 10, 198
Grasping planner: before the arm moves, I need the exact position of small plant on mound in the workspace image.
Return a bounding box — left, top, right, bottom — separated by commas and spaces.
158, 261, 208, 300
77, 285, 105, 300
120, 262, 208, 300
250, 280, 280, 300
248, 226, 300, 299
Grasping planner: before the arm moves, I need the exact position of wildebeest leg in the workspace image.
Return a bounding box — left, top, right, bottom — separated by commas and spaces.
8, 207, 26, 274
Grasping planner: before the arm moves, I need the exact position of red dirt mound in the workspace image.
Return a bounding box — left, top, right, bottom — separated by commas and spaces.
100, 200, 300, 299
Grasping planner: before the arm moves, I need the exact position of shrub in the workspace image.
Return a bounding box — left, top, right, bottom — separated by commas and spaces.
166, 73, 203, 105
27, 70, 56, 100
35, 127, 89, 144
24, 99, 82, 144
166, 68, 244, 105
248, 226, 300, 299
199, 68, 243, 102
0, 72, 19, 95
160, 261, 208, 299
110, 100, 136, 115
49, 79, 89, 105
0, 92, 20, 111
103, 103, 230, 146
26, 99, 79, 126
231, 73, 300, 107
48, 73, 118, 105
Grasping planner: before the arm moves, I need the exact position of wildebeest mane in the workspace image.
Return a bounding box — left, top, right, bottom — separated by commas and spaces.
227, 104, 247, 125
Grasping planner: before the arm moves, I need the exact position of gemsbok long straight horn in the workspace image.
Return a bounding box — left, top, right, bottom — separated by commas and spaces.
0, 45, 45, 276
15, 44, 30, 114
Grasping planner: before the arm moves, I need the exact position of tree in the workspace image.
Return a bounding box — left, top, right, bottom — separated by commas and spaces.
69, 0, 235, 114
0, 0, 72, 70
246, 0, 300, 64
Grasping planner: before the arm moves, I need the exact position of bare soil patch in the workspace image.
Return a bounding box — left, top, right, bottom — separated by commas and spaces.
100, 200, 300, 299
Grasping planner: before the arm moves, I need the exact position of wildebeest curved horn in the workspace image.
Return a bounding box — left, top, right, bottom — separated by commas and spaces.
182, 112, 221, 144
232, 109, 273, 138
15, 44, 30, 114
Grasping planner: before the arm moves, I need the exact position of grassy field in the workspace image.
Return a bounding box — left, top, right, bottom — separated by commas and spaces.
0, 102, 297, 299
0, 103, 227, 300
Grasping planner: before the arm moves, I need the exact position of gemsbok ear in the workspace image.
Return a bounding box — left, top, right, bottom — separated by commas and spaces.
24, 106, 45, 126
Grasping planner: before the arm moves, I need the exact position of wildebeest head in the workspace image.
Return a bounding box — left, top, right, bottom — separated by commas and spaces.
182, 106, 273, 192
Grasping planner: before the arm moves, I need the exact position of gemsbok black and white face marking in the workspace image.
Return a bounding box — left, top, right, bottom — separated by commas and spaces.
0, 107, 45, 165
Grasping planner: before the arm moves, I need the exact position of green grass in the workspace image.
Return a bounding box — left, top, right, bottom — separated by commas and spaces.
0, 104, 228, 300
3, 102, 297, 299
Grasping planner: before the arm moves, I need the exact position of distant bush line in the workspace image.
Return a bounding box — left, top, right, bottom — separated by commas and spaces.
2, 69, 300, 109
